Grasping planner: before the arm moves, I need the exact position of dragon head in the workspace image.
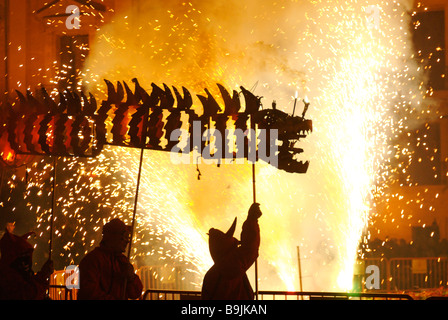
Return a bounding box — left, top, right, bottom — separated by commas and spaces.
254, 103, 312, 174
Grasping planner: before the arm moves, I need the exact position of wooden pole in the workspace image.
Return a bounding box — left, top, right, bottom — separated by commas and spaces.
250, 114, 258, 300
122, 138, 145, 301
297, 246, 303, 299
292, 97, 298, 117
127, 99, 150, 259
4, 0, 9, 96
123, 101, 150, 299
46, 156, 58, 300
252, 161, 258, 300
49, 156, 58, 260
127, 147, 144, 259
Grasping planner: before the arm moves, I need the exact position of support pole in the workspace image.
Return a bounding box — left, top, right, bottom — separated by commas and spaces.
123, 99, 150, 299
4, 0, 9, 97
250, 113, 258, 300
127, 147, 144, 259
252, 161, 258, 300
297, 246, 303, 299
127, 98, 150, 259
49, 156, 58, 260
122, 148, 145, 300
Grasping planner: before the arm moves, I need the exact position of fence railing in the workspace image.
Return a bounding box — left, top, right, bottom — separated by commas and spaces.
141, 289, 414, 300
49, 270, 78, 300
48, 256, 448, 300
136, 265, 194, 291
360, 257, 448, 291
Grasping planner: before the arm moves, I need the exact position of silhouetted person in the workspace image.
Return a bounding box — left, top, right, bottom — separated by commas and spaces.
201, 203, 262, 300
5, 221, 15, 234
0, 227, 53, 299
0, 221, 16, 245
77, 218, 143, 300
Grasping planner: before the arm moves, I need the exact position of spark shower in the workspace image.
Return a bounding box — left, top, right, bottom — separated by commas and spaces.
22, 0, 426, 292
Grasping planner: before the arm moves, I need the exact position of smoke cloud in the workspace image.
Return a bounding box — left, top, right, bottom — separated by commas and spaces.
83, 0, 423, 291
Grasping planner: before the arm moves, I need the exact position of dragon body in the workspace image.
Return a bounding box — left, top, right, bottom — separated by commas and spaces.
0, 79, 312, 173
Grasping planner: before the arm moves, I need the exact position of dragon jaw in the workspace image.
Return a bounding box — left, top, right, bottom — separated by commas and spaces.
254, 108, 312, 174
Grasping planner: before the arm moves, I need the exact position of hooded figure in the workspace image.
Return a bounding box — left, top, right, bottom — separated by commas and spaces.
77, 218, 143, 300
0, 230, 53, 300
201, 203, 262, 300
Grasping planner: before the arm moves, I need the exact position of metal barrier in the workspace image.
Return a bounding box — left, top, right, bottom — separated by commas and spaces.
142, 289, 413, 300
137, 265, 185, 290
48, 257, 448, 300
363, 257, 448, 291
49, 270, 77, 300
49, 285, 75, 300
47, 265, 194, 300
390, 257, 448, 290
143, 289, 202, 300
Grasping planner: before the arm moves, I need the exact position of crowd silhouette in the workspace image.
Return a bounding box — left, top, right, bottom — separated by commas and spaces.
361, 220, 448, 259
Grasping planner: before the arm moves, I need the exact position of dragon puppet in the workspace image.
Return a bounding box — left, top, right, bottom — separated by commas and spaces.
0, 79, 312, 174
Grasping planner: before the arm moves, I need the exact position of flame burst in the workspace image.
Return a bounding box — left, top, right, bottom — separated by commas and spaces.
17, 0, 426, 292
